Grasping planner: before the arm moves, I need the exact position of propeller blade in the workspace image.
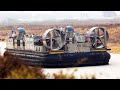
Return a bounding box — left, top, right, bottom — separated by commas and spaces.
98, 28, 100, 36
100, 35, 104, 38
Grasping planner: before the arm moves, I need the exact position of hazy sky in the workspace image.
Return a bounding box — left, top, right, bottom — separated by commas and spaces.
0, 11, 120, 21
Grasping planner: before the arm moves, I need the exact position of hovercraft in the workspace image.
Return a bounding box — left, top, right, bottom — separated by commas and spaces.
4, 26, 111, 68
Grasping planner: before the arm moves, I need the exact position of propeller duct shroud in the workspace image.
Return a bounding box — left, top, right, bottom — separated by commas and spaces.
86, 27, 109, 48
42, 29, 66, 51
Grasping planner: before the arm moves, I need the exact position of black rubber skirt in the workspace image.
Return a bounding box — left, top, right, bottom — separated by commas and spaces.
4, 49, 111, 68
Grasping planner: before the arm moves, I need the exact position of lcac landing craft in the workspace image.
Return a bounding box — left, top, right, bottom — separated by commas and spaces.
4, 26, 111, 68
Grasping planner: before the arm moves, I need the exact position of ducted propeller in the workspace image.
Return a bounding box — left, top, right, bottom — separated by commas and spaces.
42, 29, 66, 51
86, 27, 109, 48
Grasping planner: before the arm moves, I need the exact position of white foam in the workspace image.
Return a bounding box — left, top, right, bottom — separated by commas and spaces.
0, 42, 6, 56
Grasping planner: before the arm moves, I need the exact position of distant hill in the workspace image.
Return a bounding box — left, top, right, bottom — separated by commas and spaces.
1, 16, 120, 26
0, 18, 21, 24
